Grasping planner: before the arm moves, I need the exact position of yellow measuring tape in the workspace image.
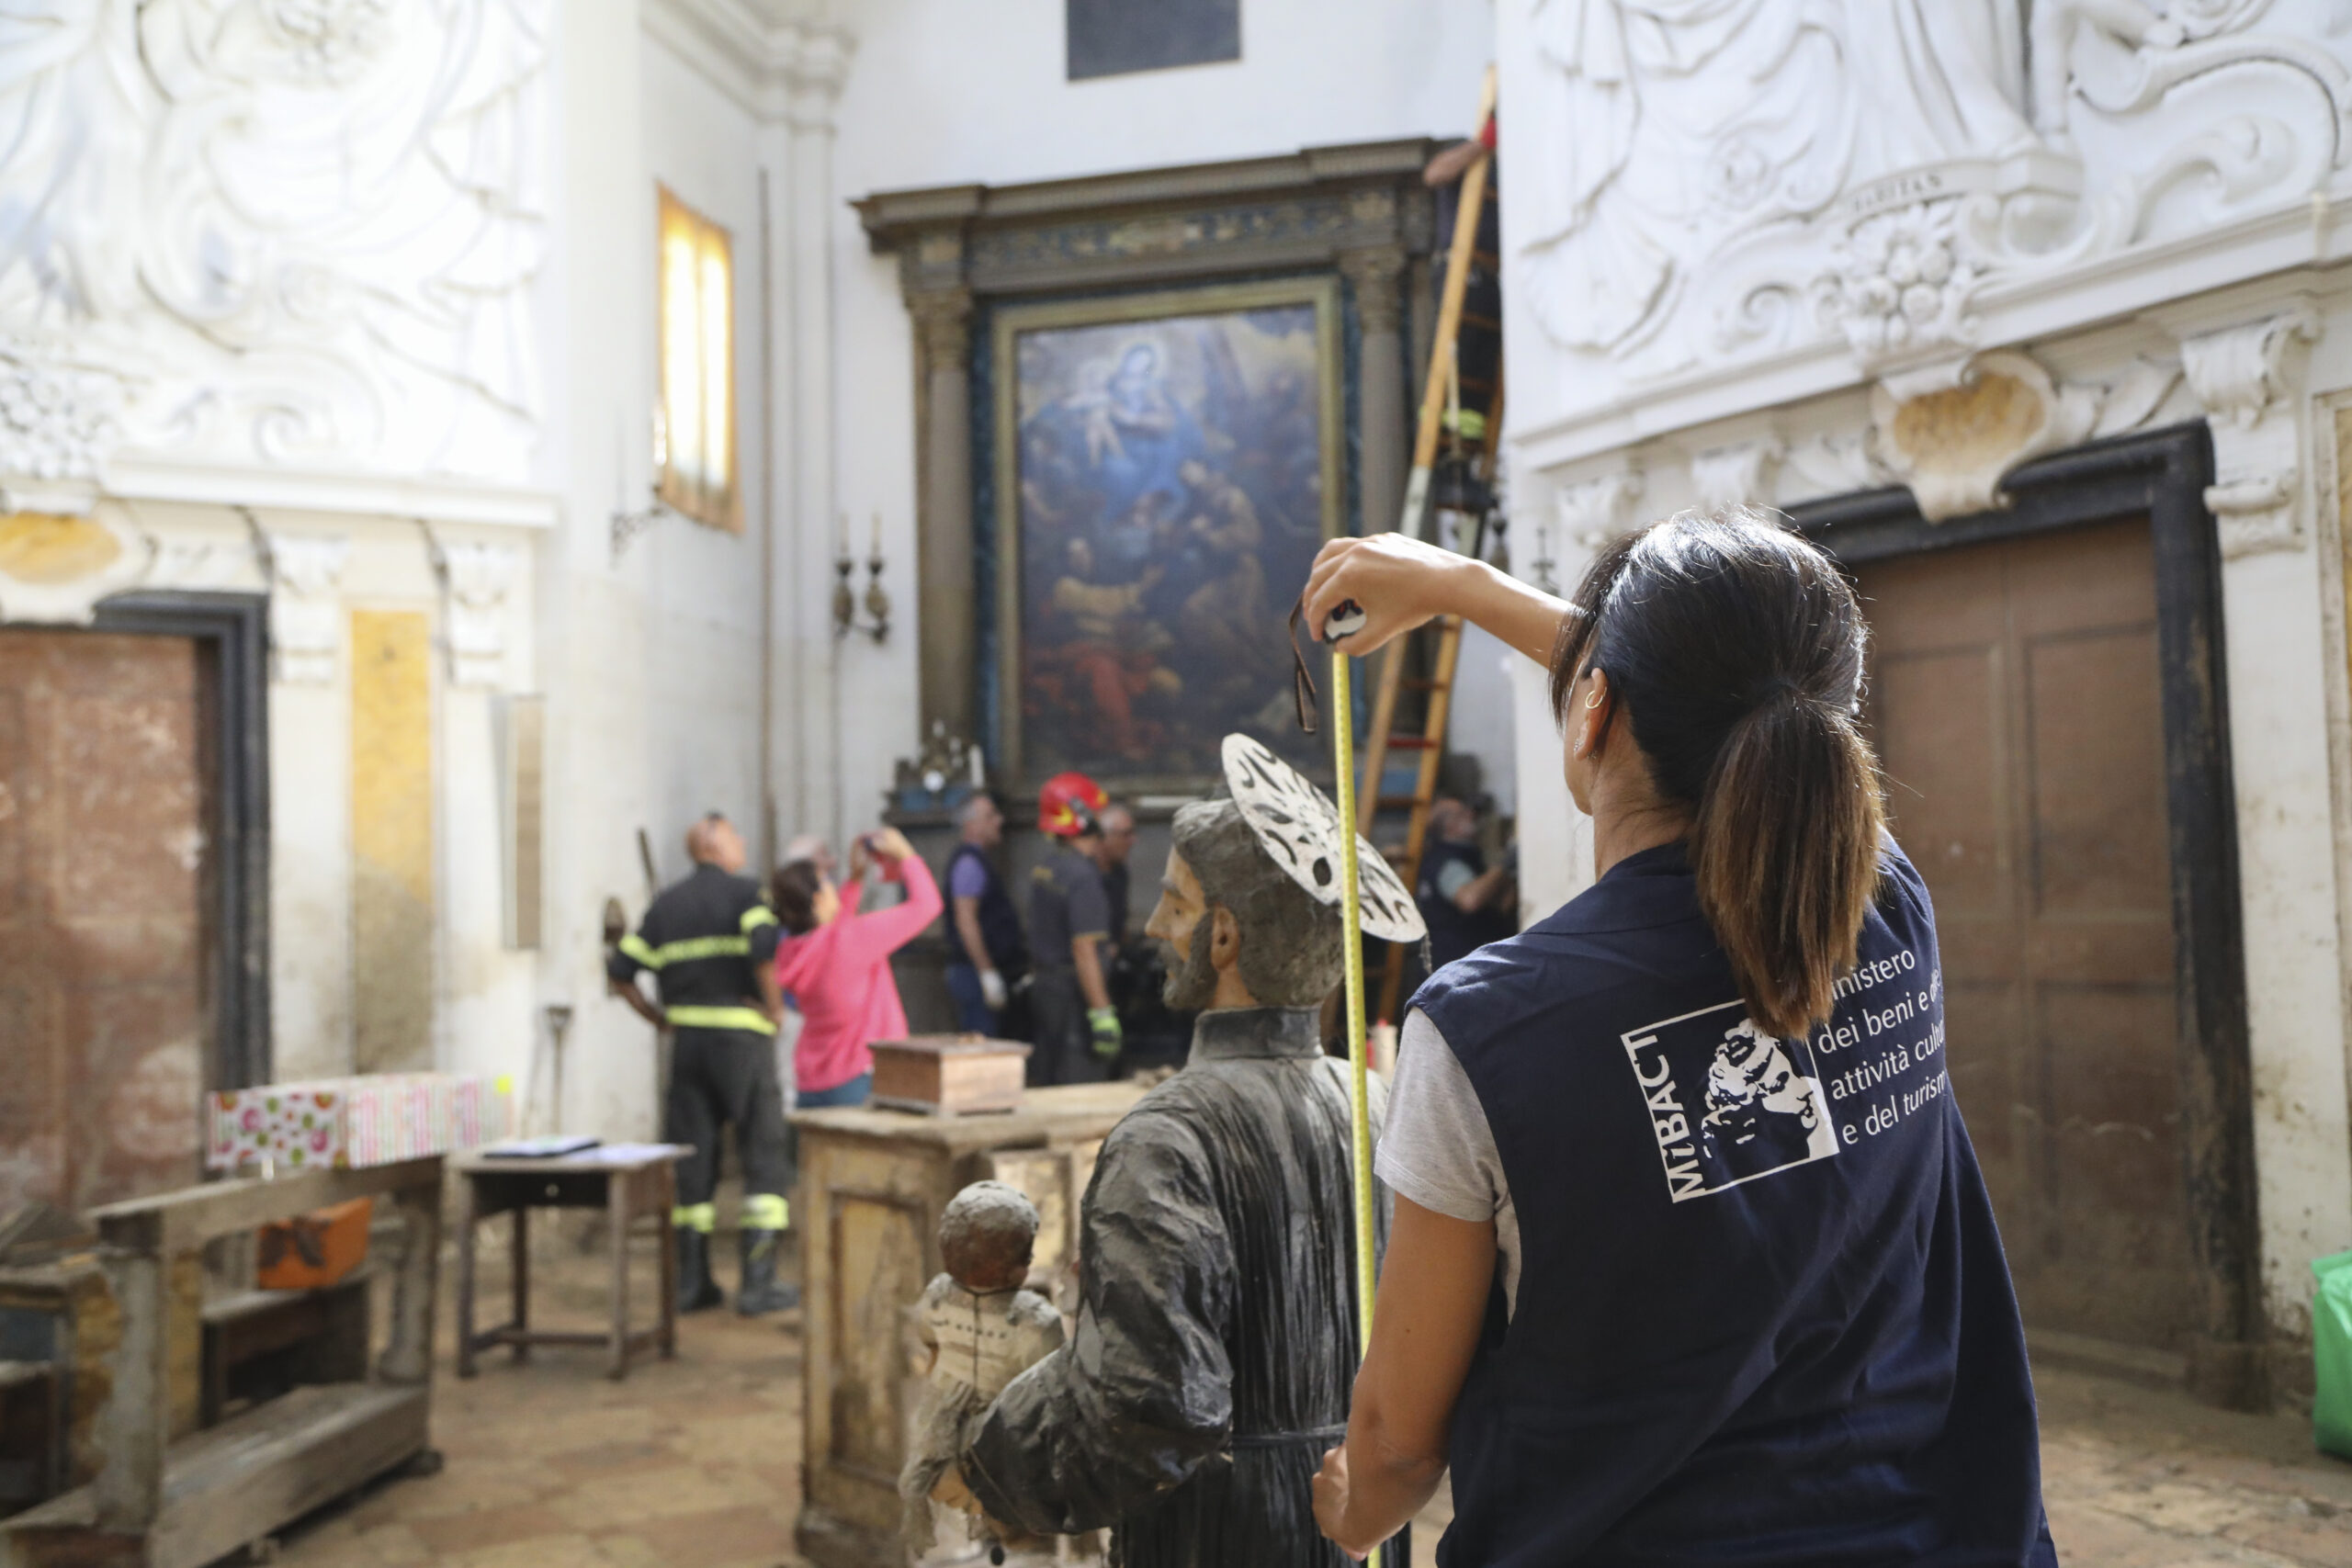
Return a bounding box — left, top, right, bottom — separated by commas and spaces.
1329, 650, 1377, 1359
1329, 648, 1392, 1568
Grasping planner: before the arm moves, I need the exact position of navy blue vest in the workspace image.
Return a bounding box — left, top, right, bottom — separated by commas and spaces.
948, 842, 1029, 976
1413, 840, 2052, 1567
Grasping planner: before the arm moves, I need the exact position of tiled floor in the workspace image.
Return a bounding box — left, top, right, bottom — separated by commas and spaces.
268, 1231, 2352, 1568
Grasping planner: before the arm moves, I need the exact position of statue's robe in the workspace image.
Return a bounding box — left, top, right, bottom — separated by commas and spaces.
963, 1005, 1390, 1568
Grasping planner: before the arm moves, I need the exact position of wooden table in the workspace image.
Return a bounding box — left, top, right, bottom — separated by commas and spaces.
789, 1081, 1148, 1568
451, 1145, 690, 1382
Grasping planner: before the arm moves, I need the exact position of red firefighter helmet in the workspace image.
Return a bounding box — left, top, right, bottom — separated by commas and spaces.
1037, 772, 1108, 838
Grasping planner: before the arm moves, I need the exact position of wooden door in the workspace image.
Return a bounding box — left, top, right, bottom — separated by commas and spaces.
1855, 518, 2191, 1351
0, 630, 209, 1215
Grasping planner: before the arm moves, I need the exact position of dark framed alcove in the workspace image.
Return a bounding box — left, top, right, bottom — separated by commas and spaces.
1789, 423, 2264, 1409
90, 591, 273, 1091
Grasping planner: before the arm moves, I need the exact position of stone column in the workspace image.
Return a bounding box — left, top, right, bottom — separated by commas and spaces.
782, 35, 851, 846
1342, 247, 1409, 536
911, 287, 977, 744
2164, 299, 2348, 1404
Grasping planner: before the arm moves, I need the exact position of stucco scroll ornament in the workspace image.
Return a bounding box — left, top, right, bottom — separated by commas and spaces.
1555, 469, 1646, 555
0, 0, 549, 483
2177, 306, 2322, 558
254, 529, 351, 685
428, 536, 519, 689
2042, 4, 2352, 250
1690, 440, 1786, 513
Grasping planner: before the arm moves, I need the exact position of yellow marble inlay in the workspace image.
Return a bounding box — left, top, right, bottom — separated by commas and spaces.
0, 511, 121, 584
351, 609, 434, 1072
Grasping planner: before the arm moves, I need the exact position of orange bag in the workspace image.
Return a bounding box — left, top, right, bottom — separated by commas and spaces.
255, 1197, 373, 1290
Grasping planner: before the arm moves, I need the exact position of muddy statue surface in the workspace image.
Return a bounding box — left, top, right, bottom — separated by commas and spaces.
901, 1181, 1066, 1556
938, 739, 1422, 1568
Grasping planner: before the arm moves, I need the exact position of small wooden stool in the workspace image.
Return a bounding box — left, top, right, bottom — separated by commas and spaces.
452, 1145, 690, 1382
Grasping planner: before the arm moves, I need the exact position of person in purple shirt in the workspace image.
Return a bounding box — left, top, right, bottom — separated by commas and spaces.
945, 794, 1028, 1034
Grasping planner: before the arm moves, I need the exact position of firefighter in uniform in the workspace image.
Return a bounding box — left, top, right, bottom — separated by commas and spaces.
1029, 773, 1123, 1085
605, 813, 798, 1316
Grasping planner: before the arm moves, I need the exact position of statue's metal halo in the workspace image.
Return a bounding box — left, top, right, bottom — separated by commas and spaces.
1218, 733, 1427, 945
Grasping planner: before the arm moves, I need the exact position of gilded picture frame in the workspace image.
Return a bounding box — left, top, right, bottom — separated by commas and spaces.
991, 276, 1345, 796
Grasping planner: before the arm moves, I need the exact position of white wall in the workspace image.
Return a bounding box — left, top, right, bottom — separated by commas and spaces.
537, 0, 666, 1140
825, 0, 1498, 846
642, 40, 773, 863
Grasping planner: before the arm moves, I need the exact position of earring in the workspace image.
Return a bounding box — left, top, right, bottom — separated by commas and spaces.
1584, 688, 1604, 710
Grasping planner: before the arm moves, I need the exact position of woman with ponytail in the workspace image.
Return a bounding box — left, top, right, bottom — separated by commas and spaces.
1301, 510, 2054, 1567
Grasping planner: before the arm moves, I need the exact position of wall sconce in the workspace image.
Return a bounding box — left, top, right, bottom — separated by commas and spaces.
833, 511, 890, 643
610, 491, 678, 564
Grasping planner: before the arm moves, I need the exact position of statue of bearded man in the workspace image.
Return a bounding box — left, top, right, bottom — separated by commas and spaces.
944, 765, 1414, 1568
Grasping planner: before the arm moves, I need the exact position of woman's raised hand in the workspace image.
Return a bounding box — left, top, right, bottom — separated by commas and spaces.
869, 827, 917, 866
1301, 534, 1481, 657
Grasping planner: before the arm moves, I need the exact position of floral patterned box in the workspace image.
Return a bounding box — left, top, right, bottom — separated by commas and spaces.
208, 1074, 514, 1172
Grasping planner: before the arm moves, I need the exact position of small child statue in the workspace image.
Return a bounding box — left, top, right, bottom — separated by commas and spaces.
901, 1180, 1067, 1558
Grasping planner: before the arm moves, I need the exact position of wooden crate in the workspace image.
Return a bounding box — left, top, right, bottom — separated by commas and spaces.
869, 1036, 1031, 1116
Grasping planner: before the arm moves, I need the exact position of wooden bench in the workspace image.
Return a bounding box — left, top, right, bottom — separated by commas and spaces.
0, 1158, 443, 1568
200, 1269, 372, 1427
0, 1360, 59, 1518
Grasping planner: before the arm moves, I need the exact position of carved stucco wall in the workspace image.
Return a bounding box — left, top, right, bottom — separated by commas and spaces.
0, 0, 550, 497
1503, 0, 2352, 467
1498, 1, 2352, 1352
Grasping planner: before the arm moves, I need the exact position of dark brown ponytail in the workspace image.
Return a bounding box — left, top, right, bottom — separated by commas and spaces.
1550, 508, 1885, 1039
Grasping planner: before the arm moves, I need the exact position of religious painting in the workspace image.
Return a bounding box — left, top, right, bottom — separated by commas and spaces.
993, 277, 1342, 793
1067, 0, 1240, 81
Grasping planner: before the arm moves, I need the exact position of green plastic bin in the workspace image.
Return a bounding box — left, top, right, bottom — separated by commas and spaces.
2317, 1247, 2352, 1460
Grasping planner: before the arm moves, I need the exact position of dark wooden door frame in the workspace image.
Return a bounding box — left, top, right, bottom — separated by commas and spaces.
1789, 423, 2266, 1410
69, 591, 273, 1093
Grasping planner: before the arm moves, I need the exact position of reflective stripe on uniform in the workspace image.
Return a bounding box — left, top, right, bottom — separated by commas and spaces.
740, 906, 778, 932
673, 1201, 717, 1233
666, 1004, 777, 1035
617, 932, 661, 968
652, 934, 751, 965
743, 1192, 788, 1231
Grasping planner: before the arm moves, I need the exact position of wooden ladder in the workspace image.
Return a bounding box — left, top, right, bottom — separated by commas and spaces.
1360, 68, 1504, 1024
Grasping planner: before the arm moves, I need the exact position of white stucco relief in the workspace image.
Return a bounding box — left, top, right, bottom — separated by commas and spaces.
2177, 303, 2322, 557
0, 0, 549, 491
1512, 0, 2352, 457
258, 531, 349, 685
429, 536, 519, 689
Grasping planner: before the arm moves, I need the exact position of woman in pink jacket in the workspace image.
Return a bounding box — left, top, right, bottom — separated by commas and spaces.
772, 827, 943, 1108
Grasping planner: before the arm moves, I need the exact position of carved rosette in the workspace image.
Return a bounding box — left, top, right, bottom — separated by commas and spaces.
2177, 307, 2323, 558
0, 340, 122, 489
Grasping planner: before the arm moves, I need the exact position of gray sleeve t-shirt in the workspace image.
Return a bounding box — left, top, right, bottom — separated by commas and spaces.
1374, 1010, 1521, 1317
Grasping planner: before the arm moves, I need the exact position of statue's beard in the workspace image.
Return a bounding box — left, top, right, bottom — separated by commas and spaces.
1160, 923, 1219, 1011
